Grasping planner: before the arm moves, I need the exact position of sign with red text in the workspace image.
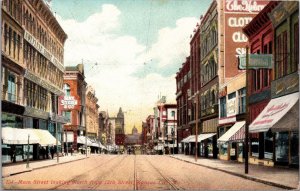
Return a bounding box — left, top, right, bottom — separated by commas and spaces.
223, 0, 268, 78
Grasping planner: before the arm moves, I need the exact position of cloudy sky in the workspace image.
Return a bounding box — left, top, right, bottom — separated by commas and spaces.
51, 0, 211, 133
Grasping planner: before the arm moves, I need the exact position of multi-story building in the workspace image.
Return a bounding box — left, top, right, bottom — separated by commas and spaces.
141, 115, 155, 153
1, 0, 67, 162
176, 57, 191, 154
59, 64, 86, 152
247, 1, 299, 167
99, 111, 108, 145
217, 0, 268, 162
156, 103, 177, 154
199, 0, 219, 158
115, 107, 125, 146
85, 86, 99, 141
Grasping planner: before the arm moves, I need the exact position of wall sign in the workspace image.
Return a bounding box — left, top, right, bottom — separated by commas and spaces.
223, 0, 268, 78
24, 30, 64, 72
61, 96, 78, 109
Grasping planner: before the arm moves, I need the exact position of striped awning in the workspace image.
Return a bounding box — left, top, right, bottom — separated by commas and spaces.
218, 121, 245, 143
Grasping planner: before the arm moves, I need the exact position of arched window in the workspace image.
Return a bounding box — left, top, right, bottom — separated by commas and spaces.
63, 84, 71, 96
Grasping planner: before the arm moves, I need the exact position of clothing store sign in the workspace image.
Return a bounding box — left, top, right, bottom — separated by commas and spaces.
223, 0, 268, 78
61, 96, 78, 109
24, 30, 64, 72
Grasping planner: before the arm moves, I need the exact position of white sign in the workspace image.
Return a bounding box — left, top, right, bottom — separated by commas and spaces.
227, 98, 236, 116
24, 30, 64, 72
61, 96, 78, 109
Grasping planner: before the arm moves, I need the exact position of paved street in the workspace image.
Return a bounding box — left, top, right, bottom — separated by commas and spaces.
2, 155, 280, 190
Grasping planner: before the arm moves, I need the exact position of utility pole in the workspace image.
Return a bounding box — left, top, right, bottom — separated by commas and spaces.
245, 46, 249, 174
195, 92, 199, 162
55, 94, 59, 163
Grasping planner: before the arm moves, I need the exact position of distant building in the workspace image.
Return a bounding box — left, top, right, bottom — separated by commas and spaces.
125, 125, 142, 146
115, 108, 125, 146
85, 86, 99, 141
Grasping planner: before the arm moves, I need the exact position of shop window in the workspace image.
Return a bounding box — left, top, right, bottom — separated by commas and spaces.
2, 113, 23, 128
220, 96, 226, 118
251, 138, 259, 157
290, 132, 299, 165
275, 132, 289, 164
264, 131, 273, 160
238, 143, 243, 158
23, 117, 33, 129
39, 119, 47, 130
219, 143, 228, 156
238, 88, 246, 114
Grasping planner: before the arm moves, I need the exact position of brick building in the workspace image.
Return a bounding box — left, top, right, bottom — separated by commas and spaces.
59, 64, 86, 152
85, 86, 99, 140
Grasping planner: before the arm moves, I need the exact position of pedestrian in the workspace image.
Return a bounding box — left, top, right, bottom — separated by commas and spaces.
10, 146, 16, 163
50, 146, 55, 159
71, 147, 73, 156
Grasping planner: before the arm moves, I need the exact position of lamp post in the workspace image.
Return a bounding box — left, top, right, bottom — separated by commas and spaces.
26, 134, 30, 168
195, 92, 199, 162
245, 46, 249, 174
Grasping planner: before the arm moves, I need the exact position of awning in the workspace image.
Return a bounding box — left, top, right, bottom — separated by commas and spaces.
181, 135, 194, 143
154, 145, 163, 150
218, 121, 245, 143
32, 129, 61, 146
190, 133, 216, 142
2, 128, 60, 146
64, 132, 74, 143
77, 136, 93, 146
249, 92, 299, 133
2, 127, 40, 145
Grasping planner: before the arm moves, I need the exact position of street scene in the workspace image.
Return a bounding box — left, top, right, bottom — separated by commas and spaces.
1, 0, 300, 190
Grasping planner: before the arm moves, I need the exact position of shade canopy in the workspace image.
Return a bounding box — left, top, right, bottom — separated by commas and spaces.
181, 135, 194, 143
2, 127, 60, 146
189, 133, 216, 142
64, 132, 74, 143
218, 121, 245, 143
249, 92, 299, 133
32, 129, 61, 146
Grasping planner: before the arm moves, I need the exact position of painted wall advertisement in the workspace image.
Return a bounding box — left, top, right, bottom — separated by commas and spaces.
223, 0, 268, 78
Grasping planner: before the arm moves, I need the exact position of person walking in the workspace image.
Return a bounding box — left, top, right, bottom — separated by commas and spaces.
50, 146, 55, 159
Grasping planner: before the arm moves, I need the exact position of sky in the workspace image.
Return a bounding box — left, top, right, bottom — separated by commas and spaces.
50, 0, 212, 134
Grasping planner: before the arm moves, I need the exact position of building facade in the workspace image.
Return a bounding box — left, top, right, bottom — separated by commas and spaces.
1, 0, 67, 162
115, 107, 125, 146
85, 86, 99, 141
59, 64, 86, 152
176, 57, 191, 153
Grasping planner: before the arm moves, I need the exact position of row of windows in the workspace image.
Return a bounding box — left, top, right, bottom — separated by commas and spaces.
201, 57, 217, 85
275, 22, 299, 79
201, 89, 217, 111
177, 71, 191, 90
3, 23, 22, 62
219, 88, 246, 118
24, 79, 48, 111
2, 0, 22, 24
201, 27, 218, 59
24, 42, 64, 89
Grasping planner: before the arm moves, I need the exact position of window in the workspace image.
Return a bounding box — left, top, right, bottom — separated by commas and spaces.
64, 84, 71, 96
275, 31, 288, 79
64, 111, 72, 123
8, 73, 16, 103
293, 22, 299, 73
4, 24, 7, 52
8, 27, 12, 55
238, 88, 246, 114
220, 96, 226, 118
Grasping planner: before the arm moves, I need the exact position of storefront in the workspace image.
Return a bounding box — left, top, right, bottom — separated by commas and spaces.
249, 92, 299, 166
218, 121, 245, 162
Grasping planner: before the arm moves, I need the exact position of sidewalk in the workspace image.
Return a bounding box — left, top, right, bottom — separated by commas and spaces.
2, 154, 88, 178
170, 154, 299, 189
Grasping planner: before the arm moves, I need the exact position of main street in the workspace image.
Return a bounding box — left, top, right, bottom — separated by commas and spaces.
3, 155, 280, 190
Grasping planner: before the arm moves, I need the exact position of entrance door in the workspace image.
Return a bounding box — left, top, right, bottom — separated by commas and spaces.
230, 142, 237, 160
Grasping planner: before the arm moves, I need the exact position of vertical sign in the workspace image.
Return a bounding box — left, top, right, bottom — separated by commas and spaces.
223, 0, 268, 78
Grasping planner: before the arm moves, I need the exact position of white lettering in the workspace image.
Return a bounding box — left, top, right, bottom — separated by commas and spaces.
235, 48, 246, 57
232, 32, 248, 42
228, 17, 252, 27
226, 0, 265, 13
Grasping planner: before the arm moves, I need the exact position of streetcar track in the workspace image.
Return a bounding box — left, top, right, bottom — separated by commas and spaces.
145, 156, 184, 190
50, 155, 120, 190
134, 155, 137, 190
86, 155, 129, 190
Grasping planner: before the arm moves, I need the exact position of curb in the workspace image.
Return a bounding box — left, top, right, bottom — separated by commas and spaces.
3, 156, 89, 178
169, 156, 296, 190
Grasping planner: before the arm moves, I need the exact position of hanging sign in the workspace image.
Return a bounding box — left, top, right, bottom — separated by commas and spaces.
239, 54, 273, 69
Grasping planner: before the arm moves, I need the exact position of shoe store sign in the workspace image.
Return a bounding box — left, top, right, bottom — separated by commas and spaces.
24, 30, 64, 72
238, 54, 273, 69
61, 96, 78, 109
